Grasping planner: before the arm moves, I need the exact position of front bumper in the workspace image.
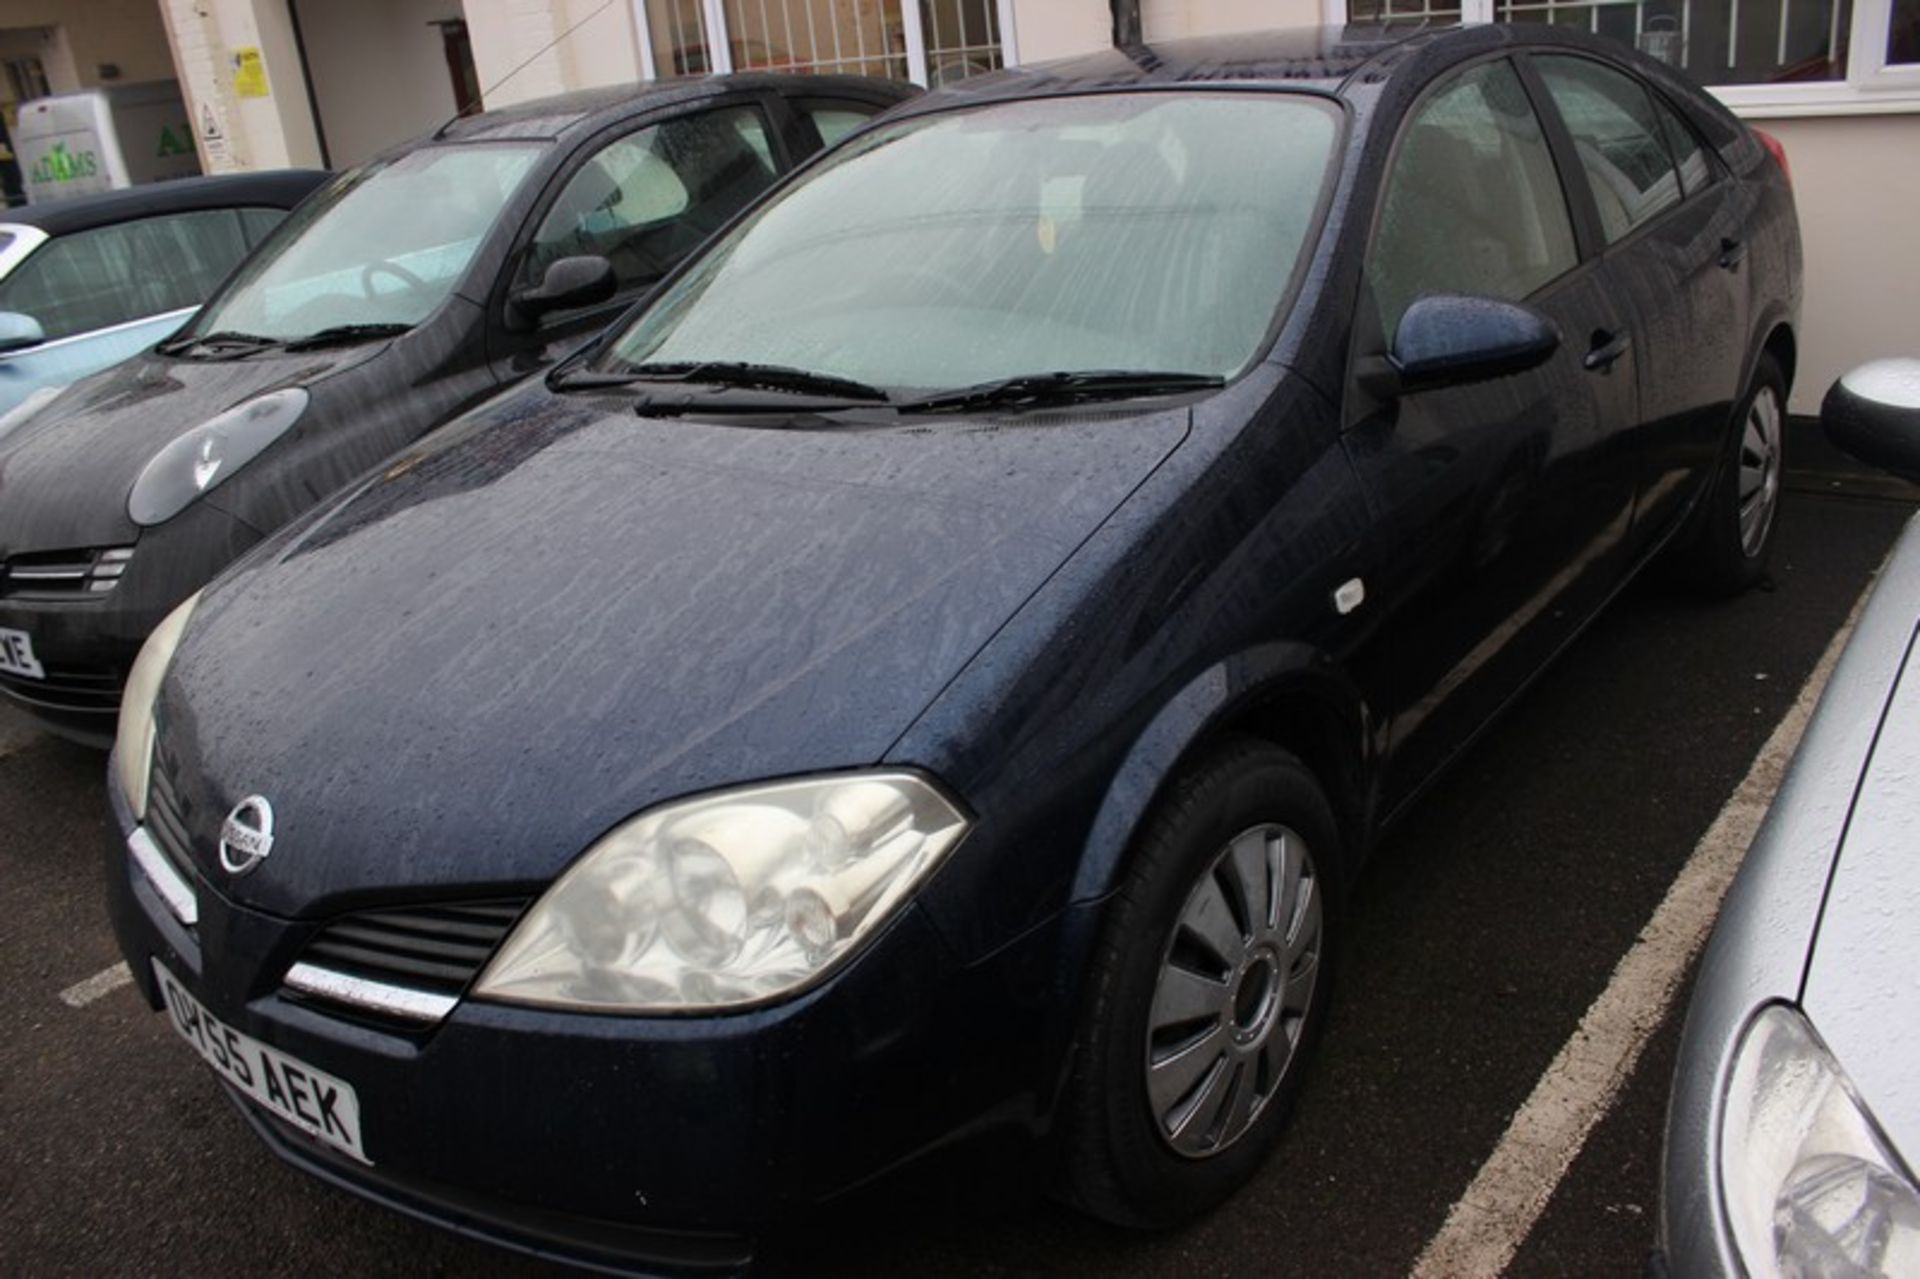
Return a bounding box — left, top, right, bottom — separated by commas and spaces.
102, 773, 1072, 1272
0, 503, 259, 746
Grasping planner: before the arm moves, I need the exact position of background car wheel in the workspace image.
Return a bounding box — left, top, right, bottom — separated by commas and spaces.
1671, 353, 1788, 596
1062, 736, 1340, 1228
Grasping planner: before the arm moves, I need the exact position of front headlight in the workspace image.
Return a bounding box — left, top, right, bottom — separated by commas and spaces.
113, 590, 202, 821
1720, 1004, 1920, 1277
127, 387, 308, 527
474, 772, 969, 1012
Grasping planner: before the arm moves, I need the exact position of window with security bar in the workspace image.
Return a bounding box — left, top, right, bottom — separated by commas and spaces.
641, 0, 1009, 86
1347, 0, 1918, 96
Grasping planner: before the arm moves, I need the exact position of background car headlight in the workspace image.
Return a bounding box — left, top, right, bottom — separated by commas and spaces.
1720, 1004, 1920, 1278
127, 387, 309, 527
474, 772, 969, 1012
113, 590, 202, 821
0, 383, 66, 443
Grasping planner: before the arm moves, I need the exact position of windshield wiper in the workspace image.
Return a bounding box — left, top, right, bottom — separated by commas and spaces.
583, 360, 892, 403
898, 370, 1225, 415
282, 322, 415, 351
156, 329, 283, 358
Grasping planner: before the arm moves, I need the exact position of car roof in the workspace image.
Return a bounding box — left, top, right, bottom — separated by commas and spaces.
1, 169, 331, 235
435, 72, 916, 144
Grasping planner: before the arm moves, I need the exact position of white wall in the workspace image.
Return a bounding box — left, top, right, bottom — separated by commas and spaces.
1006, 0, 1108, 62
1758, 114, 1920, 415
1141, 0, 1322, 37
295, 0, 464, 168
156, 0, 323, 171
462, 0, 642, 109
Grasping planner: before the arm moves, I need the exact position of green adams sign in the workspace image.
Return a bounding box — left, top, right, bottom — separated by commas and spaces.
30, 126, 194, 186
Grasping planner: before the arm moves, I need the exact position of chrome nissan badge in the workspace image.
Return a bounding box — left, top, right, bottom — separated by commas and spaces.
218, 795, 275, 875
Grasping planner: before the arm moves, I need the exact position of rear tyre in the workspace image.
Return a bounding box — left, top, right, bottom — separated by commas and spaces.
1672, 354, 1787, 596
1062, 737, 1339, 1229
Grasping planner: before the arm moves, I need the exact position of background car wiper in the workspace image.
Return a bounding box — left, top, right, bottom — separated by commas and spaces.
600, 360, 891, 403
281, 323, 415, 352
156, 330, 283, 359
897, 370, 1225, 415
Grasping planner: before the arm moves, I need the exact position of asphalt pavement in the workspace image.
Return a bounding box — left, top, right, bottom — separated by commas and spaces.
1, 458, 1913, 1278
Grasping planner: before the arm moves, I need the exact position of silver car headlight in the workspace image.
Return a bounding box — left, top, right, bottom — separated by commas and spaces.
1720, 1004, 1920, 1277
113, 590, 202, 821
474, 772, 969, 1012
127, 387, 309, 526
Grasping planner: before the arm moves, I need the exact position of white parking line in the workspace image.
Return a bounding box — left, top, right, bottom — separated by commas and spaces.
59, 962, 132, 1009
1409, 585, 1875, 1279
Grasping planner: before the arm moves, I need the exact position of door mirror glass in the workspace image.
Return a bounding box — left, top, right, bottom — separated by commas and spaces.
1821, 359, 1920, 486
512, 254, 616, 323
1389, 294, 1561, 392
0, 310, 45, 353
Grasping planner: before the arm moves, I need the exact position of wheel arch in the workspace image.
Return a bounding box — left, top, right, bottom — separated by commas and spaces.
1069, 644, 1377, 910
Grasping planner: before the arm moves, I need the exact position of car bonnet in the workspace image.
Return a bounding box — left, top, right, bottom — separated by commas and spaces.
153, 390, 1191, 917
1800, 602, 1920, 1164
0, 344, 383, 557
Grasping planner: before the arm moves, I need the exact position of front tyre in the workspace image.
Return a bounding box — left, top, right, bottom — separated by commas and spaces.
1063, 737, 1338, 1228
1674, 354, 1788, 595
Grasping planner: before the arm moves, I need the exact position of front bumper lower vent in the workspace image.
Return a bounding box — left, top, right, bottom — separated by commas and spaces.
0, 546, 133, 598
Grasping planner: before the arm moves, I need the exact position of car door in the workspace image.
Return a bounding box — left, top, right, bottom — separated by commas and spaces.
1342, 55, 1641, 808
488, 97, 793, 380
1528, 52, 1753, 560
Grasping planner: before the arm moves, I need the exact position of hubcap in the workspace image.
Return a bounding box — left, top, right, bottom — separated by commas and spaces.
1738, 386, 1783, 558
1145, 823, 1323, 1159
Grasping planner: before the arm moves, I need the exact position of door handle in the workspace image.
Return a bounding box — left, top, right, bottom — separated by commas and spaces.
1583, 329, 1631, 372
1718, 237, 1748, 270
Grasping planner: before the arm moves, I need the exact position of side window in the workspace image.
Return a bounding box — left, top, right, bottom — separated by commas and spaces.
238, 206, 289, 248
802, 101, 879, 149
520, 106, 778, 304
1535, 56, 1684, 243
1651, 95, 1713, 199
1367, 59, 1579, 344
0, 209, 254, 341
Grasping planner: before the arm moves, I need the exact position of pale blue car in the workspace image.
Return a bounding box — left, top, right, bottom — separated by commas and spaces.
0, 170, 327, 421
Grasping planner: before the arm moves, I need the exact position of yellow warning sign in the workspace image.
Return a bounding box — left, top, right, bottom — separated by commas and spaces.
231, 47, 269, 98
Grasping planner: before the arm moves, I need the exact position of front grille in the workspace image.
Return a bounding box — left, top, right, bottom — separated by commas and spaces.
146, 743, 197, 877
297, 901, 530, 998
0, 662, 123, 713
1, 546, 133, 598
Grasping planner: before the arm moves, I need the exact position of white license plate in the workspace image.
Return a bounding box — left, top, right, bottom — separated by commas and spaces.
153, 960, 369, 1164
0, 627, 42, 679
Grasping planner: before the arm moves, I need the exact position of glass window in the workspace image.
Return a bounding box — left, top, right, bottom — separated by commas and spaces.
1893, 0, 1920, 62
719, 0, 908, 79
1491, 0, 1852, 87
0, 209, 256, 341
599, 92, 1341, 391
804, 103, 877, 148
920, 0, 1004, 86
238, 207, 289, 248
1349, 0, 1464, 25
1652, 93, 1712, 197
1537, 56, 1684, 242
188, 142, 541, 342
1367, 60, 1579, 341
520, 108, 777, 301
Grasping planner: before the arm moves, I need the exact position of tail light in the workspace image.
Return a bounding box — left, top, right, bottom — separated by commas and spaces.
1753, 127, 1792, 188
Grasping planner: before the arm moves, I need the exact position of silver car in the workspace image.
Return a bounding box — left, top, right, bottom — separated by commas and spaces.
1659, 359, 1920, 1278
0, 170, 326, 419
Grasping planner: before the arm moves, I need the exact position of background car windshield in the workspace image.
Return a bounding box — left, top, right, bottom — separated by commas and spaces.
602, 93, 1339, 390
191, 143, 542, 340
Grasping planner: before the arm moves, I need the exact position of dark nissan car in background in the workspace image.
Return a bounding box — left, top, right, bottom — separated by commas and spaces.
0, 73, 909, 745
104, 23, 1798, 1273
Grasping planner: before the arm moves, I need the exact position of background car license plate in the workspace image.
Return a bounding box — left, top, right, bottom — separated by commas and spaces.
153, 961, 369, 1164
0, 627, 43, 679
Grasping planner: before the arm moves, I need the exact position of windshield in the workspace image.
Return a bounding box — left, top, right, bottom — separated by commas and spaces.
599, 93, 1339, 392
189, 142, 543, 341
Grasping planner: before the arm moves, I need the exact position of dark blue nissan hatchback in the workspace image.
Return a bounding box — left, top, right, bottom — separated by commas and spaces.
104, 23, 1799, 1273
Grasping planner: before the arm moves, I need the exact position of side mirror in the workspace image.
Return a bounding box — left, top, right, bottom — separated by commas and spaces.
509, 255, 616, 326
1379, 295, 1561, 395
0, 311, 46, 354
1821, 359, 1920, 486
